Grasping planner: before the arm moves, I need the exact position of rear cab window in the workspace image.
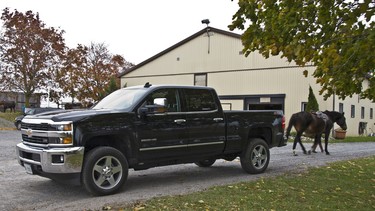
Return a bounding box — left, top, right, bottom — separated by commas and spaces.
183, 88, 218, 112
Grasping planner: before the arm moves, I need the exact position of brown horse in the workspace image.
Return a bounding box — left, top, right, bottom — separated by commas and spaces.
0, 101, 16, 112
285, 111, 347, 155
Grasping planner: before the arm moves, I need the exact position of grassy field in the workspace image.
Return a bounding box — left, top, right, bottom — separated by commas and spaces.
0, 112, 21, 128
119, 156, 375, 211
287, 133, 375, 143
337, 136, 375, 142
0, 111, 22, 122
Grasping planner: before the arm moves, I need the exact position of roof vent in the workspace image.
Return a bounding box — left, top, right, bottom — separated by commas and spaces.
144, 82, 152, 88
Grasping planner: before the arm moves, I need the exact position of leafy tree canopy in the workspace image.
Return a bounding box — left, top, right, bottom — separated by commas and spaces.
229, 0, 375, 101
56, 42, 134, 106
0, 8, 65, 106
52, 44, 88, 105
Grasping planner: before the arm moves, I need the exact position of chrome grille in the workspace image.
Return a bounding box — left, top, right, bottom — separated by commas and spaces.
21, 122, 49, 130
22, 134, 48, 144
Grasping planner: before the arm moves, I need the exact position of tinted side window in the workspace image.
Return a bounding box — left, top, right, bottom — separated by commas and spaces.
184, 89, 217, 112
144, 89, 180, 112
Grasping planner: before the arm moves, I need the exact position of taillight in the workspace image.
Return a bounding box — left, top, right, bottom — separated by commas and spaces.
282, 116, 285, 130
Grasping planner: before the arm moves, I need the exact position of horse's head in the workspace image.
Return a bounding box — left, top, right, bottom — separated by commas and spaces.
324, 110, 347, 130
336, 112, 347, 130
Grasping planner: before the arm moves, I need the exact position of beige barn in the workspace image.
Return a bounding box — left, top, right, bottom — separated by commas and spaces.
120, 27, 375, 136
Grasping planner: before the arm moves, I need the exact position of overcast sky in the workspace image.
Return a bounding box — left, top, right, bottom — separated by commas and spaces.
0, 0, 242, 64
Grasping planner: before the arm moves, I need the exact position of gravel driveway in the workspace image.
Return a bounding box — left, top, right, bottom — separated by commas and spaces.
1, 130, 374, 211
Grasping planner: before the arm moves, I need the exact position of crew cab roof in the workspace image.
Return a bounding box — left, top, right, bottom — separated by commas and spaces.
127, 83, 215, 91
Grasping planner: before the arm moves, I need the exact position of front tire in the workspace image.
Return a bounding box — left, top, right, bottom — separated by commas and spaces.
194, 159, 216, 167
16, 121, 21, 130
240, 138, 270, 174
82, 147, 128, 196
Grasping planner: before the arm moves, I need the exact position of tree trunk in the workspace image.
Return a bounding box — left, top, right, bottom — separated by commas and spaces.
24, 92, 32, 108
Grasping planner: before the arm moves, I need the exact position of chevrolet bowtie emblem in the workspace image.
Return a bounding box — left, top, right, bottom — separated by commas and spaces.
26, 129, 33, 138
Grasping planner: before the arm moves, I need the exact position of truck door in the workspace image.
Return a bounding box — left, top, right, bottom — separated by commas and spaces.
136, 88, 188, 161
183, 88, 226, 156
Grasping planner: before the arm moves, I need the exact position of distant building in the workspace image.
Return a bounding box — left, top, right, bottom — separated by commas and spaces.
119, 27, 374, 136
0, 91, 41, 112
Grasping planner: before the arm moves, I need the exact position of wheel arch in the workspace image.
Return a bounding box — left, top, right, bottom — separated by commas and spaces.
247, 125, 272, 146
83, 134, 133, 162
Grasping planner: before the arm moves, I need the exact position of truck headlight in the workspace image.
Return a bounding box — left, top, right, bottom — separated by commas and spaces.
50, 122, 73, 145
56, 123, 72, 131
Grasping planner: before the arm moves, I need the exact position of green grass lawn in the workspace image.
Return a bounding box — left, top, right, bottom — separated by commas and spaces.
287, 135, 375, 143
0, 112, 22, 128
118, 156, 375, 211
337, 136, 375, 142
0, 111, 22, 122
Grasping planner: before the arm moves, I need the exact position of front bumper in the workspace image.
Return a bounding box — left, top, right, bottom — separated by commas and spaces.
16, 143, 84, 174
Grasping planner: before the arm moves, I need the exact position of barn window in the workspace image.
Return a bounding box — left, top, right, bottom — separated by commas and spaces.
194, 73, 207, 86
351, 105, 355, 118
339, 103, 344, 113
361, 107, 365, 119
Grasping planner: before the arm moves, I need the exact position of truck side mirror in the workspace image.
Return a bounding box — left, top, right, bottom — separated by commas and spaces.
138, 107, 149, 120
138, 103, 167, 120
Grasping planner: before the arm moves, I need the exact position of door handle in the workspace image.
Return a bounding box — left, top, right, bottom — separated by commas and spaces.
174, 119, 186, 124
213, 118, 224, 122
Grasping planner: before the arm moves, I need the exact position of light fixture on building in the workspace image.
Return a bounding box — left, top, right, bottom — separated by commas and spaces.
201, 19, 210, 26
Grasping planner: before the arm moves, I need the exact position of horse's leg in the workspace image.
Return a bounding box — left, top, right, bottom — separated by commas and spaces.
323, 127, 333, 155
308, 134, 321, 154
292, 132, 305, 156
324, 134, 330, 155
319, 134, 325, 152
314, 134, 323, 153
309, 135, 318, 154
292, 135, 299, 156
296, 132, 307, 155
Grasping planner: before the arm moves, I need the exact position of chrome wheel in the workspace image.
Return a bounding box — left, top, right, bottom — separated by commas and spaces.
251, 145, 268, 170
92, 156, 123, 190
240, 138, 270, 174
82, 147, 128, 196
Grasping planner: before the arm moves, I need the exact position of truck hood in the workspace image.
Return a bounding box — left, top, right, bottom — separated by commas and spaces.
23, 109, 123, 122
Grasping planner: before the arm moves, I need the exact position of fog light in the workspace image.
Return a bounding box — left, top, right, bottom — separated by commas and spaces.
52, 155, 64, 163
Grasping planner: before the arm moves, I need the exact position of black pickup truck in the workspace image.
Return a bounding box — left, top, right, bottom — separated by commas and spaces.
16, 83, 287, 196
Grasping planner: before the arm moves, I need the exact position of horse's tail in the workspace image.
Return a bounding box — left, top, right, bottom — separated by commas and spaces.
285, 114, 296, 140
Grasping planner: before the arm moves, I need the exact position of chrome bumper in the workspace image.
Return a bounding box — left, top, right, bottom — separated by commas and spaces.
16, 143, 84, 174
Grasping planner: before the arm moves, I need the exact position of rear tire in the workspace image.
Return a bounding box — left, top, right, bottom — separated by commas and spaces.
82, 147, 128, 196
194, 159, 216, 167
240, 138, 270, 174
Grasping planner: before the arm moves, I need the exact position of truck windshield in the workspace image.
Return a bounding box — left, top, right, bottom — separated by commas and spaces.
92, 88, 147, 110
